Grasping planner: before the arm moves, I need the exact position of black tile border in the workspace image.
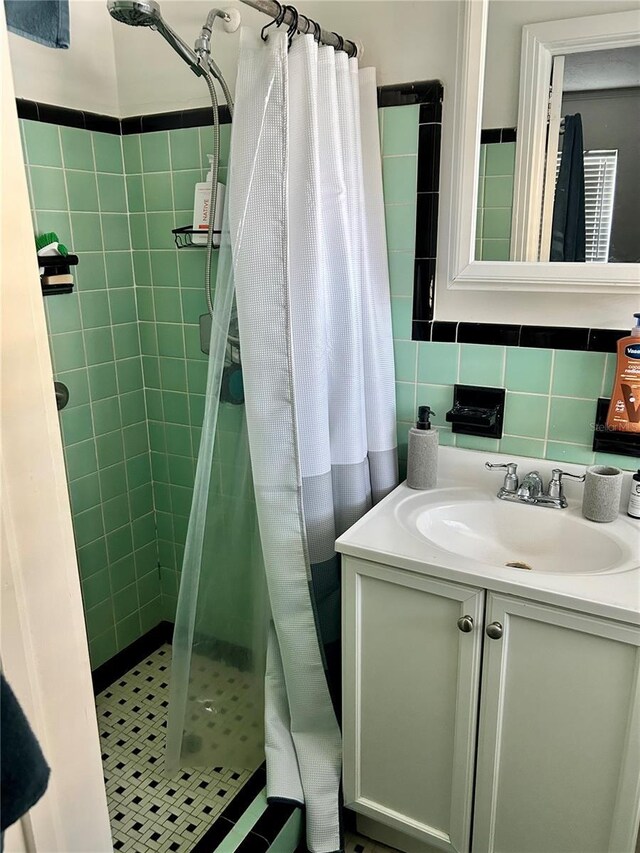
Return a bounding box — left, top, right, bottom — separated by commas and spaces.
377, 80, 443, 109
410, 322, 626, 353
92, 620, 173, 694
16, 98, 232, 135
480, 127, 517, 144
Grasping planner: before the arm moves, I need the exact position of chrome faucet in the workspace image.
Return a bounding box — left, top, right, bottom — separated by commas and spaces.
485, 462, 585, 509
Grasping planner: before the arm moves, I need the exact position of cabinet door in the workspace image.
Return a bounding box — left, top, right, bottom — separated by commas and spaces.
343, 557, 484, 853
473, 593, 640, 853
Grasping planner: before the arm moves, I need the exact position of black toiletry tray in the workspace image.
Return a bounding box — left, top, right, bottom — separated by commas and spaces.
592, 398, 640, 458
172, 225, 221, 249
446, 384, 505, 439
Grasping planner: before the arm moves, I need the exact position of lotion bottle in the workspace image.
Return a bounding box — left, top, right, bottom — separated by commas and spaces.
605, 313, 640, 433
628, 470, 640, 519
407, 405, 438, 490
192, 155, 225, 247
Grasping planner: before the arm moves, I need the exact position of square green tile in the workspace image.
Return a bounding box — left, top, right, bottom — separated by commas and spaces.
459, 344, 504, 386
165, 423, 191, 457
75, 251, 107, 291
383, 156, 417, 204
69, 471, 101, 514
23, 120, 62, 167
88, 362, 118, 401
548, 397, 597, 445
147, 212, 176, 250
102, 214, 130, 250
594, 452, 636, 471
70, 212, 103, 251
504, 392, 549, 439
160, 358, 187, 392
456, 434, 499, 452
66, 170, 98, 211
388, 252, 414, 297
141, 132, 170, 172
30, 166, 67, 210
55, 367, 90, 408
395, 382, 416, 422
45, 292, 81, 334
103, 493, 130, 534
129, 213, 148, 249
143, 172, 173, 211
99, 462, 127, 500
385, 203, 416, 252
123, 422, 148, 458
382, 105, 419, 156
97, 173, 127, 212
61, 404, 94, 445
92, 396, 122, 435
35, 210, 72, 248
110, 288, 137, 325
150, 251, 178, 287
82, 568, 111, 610
177, 250, 206, 288
127, 453, 152, 489
482, 208, 511, 241
60, 127, 94, 171
499, 436, 546, 459
391, 297, 412, 341
85, 600, 114, 641
167, 454, 194, 488
505, 347, 552, 394
186, 359, 208, 394
169, 127, 201, 171
418, 342, 459, 385
83, 326, 114, 364
132, 251, 152, 286
104, 251, 134, 289
485, 142, 516, 177
546, 441, 595, 466
180, 289, 205, 325
120, 389, 146, 426
110, 554, 137, 594
132, 513, 156, 550
106, 525, 134, 565
96, 430, 124, 469
89, 628, 117, 669
51, 331, 85, 372
415, 384, 454, 428
139, 322, 157, 356
92, 132, 123, 173
153, 287, 182, 323
116, 611, 142, 650
483, 176, 513, 209
481, 240, 510, 261
65, 438, 98, 480
79, 290, 110, 329
172, 169, 201, 210
77, 537, 108, 580
116, 357, 143, 394
122, 135, 142, 174
551, 350, 606, 399
113, 323, 140, 360
142, 356, 161, 389
162, 391, 189, 425
126, 174, 145, 213
137, 569, 160, 608
157, 324, 185, 358
130, 483, 154, 519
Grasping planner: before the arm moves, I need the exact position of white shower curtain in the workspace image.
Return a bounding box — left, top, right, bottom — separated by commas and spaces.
230, 28, 397, 853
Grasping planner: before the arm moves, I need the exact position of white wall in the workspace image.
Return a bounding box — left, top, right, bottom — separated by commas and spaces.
8, 0, 120, 115
482, 0, 640, 129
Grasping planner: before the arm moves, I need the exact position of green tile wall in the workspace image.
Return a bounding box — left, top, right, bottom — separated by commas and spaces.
125, 124, 232, 622
382, 106, 636, 474
476, 141, 515, 260
20, 120, 161, 669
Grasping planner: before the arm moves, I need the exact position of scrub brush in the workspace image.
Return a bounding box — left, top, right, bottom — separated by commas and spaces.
36, 231, 68, 256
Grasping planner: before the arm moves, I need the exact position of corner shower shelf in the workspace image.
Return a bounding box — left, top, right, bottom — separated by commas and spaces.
38, 253, 78, 296
172, 225, 221, 249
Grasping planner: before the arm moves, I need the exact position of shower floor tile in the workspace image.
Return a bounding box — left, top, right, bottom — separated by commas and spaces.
96, 643, 253, 852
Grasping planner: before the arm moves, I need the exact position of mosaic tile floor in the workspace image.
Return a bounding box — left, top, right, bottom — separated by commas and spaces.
96, 644, 255, 852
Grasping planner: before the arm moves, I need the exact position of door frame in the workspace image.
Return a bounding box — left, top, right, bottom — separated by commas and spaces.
1, 8, 112, 850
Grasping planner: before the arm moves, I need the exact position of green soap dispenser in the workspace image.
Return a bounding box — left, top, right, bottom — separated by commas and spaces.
407, 405, 438, 489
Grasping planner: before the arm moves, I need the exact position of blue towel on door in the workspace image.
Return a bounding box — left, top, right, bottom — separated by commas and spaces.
0, 674, 50, 835
4, 0, 70, 48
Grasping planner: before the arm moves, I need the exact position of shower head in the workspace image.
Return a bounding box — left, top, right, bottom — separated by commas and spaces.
107, 0, 205, 77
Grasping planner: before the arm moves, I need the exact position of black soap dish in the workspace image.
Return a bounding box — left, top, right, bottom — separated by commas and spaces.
39, 253, 78, 296
172, 225, 221, 249
446, 384, 505, 439
592, 398, 640, 458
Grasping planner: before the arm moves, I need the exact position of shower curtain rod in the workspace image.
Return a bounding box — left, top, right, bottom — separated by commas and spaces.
238, 0, 359, 58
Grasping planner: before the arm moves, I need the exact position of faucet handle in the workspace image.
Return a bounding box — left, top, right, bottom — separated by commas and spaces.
485, 461, 518, 493
547, 468, 586, 500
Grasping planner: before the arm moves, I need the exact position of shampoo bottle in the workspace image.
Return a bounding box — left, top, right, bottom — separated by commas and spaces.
407, 405, 438, 490
605, 313, 640, 433
192, 155, 226, 247
628, 470, 640, 519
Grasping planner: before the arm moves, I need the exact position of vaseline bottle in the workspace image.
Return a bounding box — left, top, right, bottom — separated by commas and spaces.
605, 313, 640, 434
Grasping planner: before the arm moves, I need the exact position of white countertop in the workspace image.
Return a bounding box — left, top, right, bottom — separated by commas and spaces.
336, 447, 640, 625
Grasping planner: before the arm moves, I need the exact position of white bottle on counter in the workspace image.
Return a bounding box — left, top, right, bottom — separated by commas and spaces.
192, 155, 225, 247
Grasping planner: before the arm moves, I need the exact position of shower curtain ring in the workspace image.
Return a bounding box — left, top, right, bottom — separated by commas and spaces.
332, 32, 344, 52
311, 19, 321, 43
261, 0, 284, 41
285, 5, 299, 46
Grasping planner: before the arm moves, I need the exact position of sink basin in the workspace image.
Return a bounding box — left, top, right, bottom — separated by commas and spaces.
401, 492, 631, 574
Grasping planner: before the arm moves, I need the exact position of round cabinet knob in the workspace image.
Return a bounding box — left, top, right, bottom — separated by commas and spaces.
457, 615, 474, 633
486, 621, 503, 640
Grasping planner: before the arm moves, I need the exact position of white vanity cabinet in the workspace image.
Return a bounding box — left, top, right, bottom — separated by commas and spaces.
342, 556, 640, 853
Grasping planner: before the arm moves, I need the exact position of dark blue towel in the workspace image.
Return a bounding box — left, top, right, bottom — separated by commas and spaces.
4, 0, 70, 49
1, 674, 50, 833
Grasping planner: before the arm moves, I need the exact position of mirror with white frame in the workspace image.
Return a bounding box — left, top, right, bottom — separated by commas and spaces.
442, 0, 640, 303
